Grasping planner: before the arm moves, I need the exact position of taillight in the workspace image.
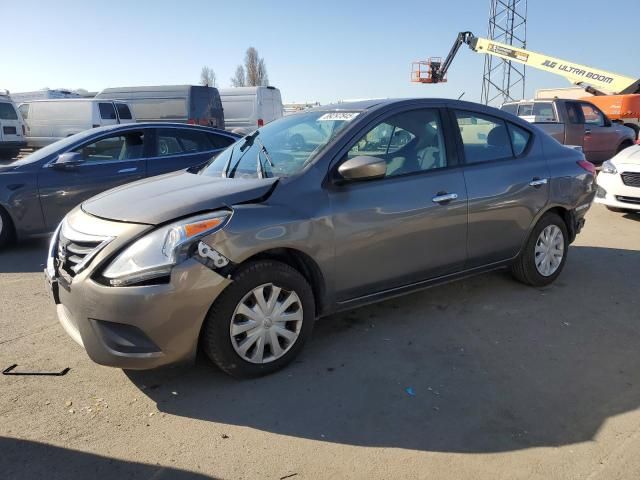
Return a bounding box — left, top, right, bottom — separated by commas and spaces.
577, 160, 596, 175
187, 119, 196, 125
257, 118, 264, 127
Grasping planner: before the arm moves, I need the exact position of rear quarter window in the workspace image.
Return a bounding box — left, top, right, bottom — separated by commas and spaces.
508, 123, 532, 156
207, 133, 236, 149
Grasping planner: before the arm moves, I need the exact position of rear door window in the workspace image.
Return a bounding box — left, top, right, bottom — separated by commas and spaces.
155, 128, 214, 157
115, 103, 132, 120
98, 102, 117, 120
454, 111, 514, 164
0, 102, 18, 120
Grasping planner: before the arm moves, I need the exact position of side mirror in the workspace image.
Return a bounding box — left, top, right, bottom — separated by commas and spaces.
603, 117, 612, 127
53, 152, 85, 170
337, 155, 386, 182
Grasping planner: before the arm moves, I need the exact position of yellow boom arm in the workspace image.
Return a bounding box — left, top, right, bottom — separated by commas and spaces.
470, 36, 639, 95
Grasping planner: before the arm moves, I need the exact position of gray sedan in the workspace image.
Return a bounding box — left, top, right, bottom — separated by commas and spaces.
0, 123, 239, 247
46, 99, 596, 377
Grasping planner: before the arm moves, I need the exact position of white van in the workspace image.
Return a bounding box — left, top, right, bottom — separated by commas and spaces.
0, 91, 26, 159
18, 99, 135, 148
219, 86, 283, 134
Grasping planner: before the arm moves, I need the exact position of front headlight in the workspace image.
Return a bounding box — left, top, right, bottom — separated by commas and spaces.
102, 211, 230, 286
601, 160, 617, 174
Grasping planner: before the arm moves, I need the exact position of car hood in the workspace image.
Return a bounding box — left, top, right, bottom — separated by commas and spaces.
82, 171, 278, 225
612, 145, 640, 168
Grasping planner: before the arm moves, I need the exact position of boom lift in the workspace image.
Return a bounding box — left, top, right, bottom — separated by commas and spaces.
412, 32, 640, 136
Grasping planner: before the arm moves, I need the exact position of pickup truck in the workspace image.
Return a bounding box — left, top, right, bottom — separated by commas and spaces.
501, 99, 635, 164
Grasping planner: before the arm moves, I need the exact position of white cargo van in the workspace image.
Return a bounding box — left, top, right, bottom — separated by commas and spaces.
0, 91, 26, 159
219, 86, 283, 134
18, 99, 135, 148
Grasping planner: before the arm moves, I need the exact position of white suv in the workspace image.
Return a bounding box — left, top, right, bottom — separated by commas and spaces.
596, 145, 640, 213
0, 91, 26, 160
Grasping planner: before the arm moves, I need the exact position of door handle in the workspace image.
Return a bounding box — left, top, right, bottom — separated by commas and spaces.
529, 178, 548, 187
432, 192, 458, 204
117, 167, 138, 174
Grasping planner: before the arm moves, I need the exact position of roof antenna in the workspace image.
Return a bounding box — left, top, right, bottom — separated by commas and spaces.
457, 92, 465, 100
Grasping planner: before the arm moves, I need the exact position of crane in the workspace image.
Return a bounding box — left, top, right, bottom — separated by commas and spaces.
411, 31, 640, 135
412, 31, 639, 95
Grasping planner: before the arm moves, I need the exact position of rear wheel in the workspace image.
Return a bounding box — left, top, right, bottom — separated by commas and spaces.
511, 212, 569, 287
201, 260, 315, 378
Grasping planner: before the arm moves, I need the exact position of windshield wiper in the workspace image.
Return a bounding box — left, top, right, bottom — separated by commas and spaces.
255, 137, 274, 179
222, 145, 235, 178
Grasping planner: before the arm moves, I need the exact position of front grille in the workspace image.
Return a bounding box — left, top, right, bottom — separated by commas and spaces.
621, 172, 640, 188
616, 195, 640, 205
56, 221, 112, 279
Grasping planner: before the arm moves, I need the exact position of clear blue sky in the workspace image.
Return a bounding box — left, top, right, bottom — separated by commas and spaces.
2, 0, 637, 105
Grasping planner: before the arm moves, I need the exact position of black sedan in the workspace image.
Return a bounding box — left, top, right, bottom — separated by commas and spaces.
0, 123, 240, 247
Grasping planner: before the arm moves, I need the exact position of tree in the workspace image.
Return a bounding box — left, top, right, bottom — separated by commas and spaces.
245, 47, 269, 86
230, 65, 246, 87
230, 47, 269, 87
200, 66, 217, 87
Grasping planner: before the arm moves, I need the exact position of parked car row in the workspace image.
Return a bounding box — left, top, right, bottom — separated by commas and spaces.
41, 98, 596, 377
3, 85, 284, 151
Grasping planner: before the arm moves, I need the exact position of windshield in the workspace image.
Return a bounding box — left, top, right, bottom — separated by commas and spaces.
199, 110, 360, 178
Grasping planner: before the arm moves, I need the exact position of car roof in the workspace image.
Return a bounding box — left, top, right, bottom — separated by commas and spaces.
88, 122, 241, 137
307, 98, 516, 123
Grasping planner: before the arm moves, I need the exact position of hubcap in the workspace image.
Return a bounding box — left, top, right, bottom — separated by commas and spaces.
230, 283, 303, 364
534, 225, 564, 277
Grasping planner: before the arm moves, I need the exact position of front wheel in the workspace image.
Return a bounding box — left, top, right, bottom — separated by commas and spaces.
201, 260, 315, 378
510, 212, 569, 287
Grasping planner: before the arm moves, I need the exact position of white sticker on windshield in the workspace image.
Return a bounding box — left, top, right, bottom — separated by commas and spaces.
318, 112, 360, 122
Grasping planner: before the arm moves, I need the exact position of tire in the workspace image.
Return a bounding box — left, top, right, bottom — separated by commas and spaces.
0, 207, 15, 249
201, 260, 315, 378
617, 141, 633, 154
623, 123, 639, 141
510, 212, 569, 287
